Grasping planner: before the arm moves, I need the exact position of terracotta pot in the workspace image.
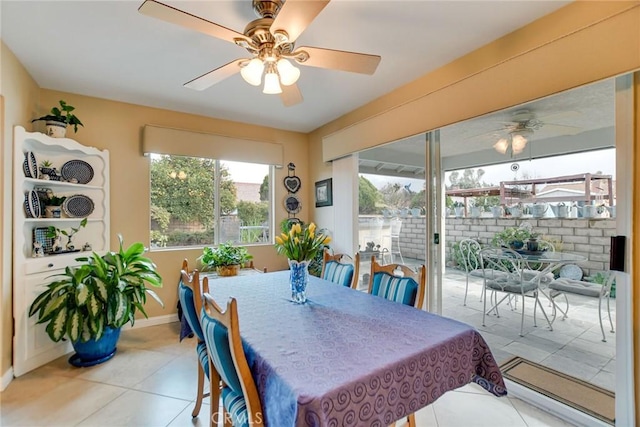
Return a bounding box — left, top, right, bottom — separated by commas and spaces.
216, 265, 240, 277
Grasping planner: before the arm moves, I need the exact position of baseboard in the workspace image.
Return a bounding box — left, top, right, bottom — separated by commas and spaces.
1, 366, 14, 391
505, 379, 611, 427
121, 314, 178, 330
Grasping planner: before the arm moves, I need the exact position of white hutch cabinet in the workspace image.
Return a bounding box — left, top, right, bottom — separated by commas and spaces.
12, 126, 110, 376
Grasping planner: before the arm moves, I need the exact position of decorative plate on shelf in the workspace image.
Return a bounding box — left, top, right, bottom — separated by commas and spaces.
24, 190, 41, 218
23, 151, 38, 179
559, 264, 583, 281
61, 160, 94, 184
33, 227, 54, 254
62, 194, 95, 218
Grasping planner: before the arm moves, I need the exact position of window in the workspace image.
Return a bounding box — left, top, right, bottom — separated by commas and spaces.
150, 154, 271, 249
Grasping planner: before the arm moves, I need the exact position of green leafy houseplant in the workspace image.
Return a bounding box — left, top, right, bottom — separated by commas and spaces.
491, 226, 533, 248
199, 242, 253, 276
32, 100, 84, 132
28, 235, 163, 343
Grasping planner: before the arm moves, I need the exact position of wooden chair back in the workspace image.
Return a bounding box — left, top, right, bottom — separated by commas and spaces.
201, 283, 264, 427
369, 257, 426, 309
320, 249, 360, 289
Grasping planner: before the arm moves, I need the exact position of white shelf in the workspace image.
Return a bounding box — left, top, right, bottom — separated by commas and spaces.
24, 177, 103, 190
24, 218, 103, 224
12, 126, 110, 376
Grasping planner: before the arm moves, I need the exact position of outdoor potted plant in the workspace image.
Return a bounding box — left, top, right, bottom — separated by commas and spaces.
452, 201, 465, 218
491, 226, 533, 250
28, 235, 163, 367
32, 99, 84, 138
199, 241, 253, 276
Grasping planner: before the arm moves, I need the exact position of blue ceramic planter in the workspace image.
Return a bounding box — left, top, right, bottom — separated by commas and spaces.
69, 327, 121, 367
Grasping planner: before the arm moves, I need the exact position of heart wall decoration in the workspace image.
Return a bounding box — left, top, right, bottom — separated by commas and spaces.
284, 176, 301, 193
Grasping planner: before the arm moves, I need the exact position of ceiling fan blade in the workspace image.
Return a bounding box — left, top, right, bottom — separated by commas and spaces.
281, 84, 303, 107
184, 59, 244, 91
294, 46, 381, 75
542, 123, 583, 135
138, 0, 250, 45
271, 0, 330, 44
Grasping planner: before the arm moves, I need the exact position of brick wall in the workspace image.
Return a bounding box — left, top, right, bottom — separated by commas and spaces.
359, 215, 614, 277
444, 217, 616, 276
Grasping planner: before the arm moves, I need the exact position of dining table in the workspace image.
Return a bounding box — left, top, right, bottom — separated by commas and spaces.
203, 270, 506, 426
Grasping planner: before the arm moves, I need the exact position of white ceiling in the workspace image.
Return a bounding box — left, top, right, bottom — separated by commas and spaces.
1, 0, 571, 133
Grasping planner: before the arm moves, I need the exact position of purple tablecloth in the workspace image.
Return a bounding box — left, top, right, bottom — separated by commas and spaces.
207, 271, 506, 426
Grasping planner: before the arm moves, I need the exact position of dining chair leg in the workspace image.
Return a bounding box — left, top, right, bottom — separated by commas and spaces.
408, 412, 416, 427
599, 293, 615, 342
534, 293, 554, 332
519, 293, 525, 337
192, 362, 205, 417
463, 276, 469, 306
607, 296, 615, 333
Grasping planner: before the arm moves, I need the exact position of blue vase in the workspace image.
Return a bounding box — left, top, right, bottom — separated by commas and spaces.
288, 259, 310, 304
69, 326, 121, 367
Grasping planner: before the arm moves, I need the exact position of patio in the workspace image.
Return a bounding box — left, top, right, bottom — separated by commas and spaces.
356, 258, 616, 393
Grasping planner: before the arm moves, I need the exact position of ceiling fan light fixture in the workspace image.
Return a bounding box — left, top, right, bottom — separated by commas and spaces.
263, 71, 282, 94
240, 58, 264, 86
276, 58, 300, 86
511, 133, 528, 154
493, 138, 509, 155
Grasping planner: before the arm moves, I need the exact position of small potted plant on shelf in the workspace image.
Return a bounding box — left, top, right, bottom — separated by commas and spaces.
32, 99, 83, 138
28, 235, 163, 367
42, 193, 66, 218
47, 218, 87, 251
39, 160, 54, 176
198, 241, 253, 276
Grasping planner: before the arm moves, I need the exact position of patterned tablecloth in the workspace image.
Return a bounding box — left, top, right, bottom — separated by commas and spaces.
206, 271, 507, 426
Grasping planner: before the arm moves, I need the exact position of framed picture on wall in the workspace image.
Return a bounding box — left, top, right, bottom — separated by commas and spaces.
315, 178, 333, 207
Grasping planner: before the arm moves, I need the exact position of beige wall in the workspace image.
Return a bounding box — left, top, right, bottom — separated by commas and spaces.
36, 89, 308, 321
1, 42, 41, 380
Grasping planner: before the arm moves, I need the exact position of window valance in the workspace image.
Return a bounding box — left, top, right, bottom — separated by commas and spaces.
142, 124, 283, 166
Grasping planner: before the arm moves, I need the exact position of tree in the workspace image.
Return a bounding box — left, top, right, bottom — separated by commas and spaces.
447, 167, 499, 210
359, 176, 380, 214
237, 200, 268, 225
150, 155, 236, 226
259, 174, 269, 202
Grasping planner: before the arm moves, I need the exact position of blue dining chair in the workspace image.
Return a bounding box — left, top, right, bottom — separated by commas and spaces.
368, 257, 426, 310
320, 249, 360, 289
201, 283, 264, 427
178, 262, 210, 419
369, 257, 424, 427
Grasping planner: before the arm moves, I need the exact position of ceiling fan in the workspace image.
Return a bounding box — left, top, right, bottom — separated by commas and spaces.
138, 0, 382, 106
488, 109, 582, 156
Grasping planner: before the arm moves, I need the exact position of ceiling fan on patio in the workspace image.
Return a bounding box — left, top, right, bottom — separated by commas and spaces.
488, 109, 583, 156
138, 0, 381, 107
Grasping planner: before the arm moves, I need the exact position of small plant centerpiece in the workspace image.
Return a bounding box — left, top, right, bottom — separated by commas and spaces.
28, 235, 163, 367
199, 242, 253, 277
32, 100, 83, 138
492, 226, 533, 250
274, 222, 331, 304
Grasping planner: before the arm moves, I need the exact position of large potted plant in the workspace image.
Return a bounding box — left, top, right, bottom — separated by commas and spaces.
32, 99, 84, 138
28, 235, 163, 367
199, 241, 253, 276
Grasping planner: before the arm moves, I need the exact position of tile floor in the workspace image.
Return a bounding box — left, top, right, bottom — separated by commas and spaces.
0, 322, 579, 427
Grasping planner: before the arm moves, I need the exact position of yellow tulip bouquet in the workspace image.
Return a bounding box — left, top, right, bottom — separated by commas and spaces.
274, 222, 331, 262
